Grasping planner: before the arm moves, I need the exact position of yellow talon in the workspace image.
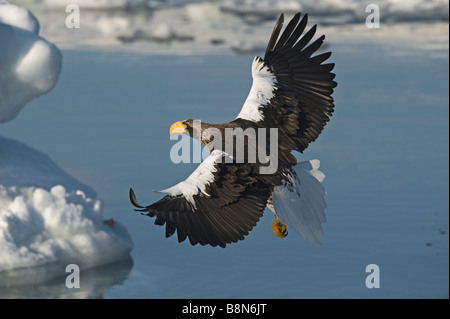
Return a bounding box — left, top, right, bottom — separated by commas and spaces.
272, 218, 288, 238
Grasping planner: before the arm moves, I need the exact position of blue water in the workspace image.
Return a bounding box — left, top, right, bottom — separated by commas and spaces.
0, 36, 448, 298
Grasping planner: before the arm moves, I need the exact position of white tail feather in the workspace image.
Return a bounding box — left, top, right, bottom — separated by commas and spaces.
272, 160, 327, 246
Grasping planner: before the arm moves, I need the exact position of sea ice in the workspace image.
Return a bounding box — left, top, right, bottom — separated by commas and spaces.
0, 136, 133, 285
0, 2, 133, 286
0, 1, 62, 123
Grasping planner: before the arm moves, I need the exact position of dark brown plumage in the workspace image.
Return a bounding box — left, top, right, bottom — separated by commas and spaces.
130, 12, 336, 248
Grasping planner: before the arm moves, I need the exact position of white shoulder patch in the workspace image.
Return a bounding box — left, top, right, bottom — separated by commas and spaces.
236, 56, 278, 123
155, 150, 230, 207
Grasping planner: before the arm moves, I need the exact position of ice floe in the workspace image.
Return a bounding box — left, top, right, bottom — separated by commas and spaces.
0, 1, 62, 123
0, 136, 133, 286
0, 2, 133, 286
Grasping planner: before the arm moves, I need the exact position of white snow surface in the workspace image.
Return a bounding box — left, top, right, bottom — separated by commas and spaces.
41, 0, 145, 9
9, 0, 447, 56
0, 0, 39, 33
0, 1, 62, 123
0, 136, 133, 279
221, 0, 449, 21
0, 3, 132, 285
21, 0, 449, 20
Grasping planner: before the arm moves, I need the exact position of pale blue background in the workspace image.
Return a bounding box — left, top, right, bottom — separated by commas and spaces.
0, 27, 448, 298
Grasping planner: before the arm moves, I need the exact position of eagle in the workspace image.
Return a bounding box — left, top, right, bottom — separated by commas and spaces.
130, 12, 337, 248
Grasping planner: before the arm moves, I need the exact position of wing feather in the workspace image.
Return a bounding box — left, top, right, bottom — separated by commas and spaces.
273, 12, 300, 51
130, 152, 272, 248
235, 12, 336, 153
265, 13, 284, 57
283, 13, 308, 49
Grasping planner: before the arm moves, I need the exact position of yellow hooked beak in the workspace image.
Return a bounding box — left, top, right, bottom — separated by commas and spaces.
169, 121, 187, 134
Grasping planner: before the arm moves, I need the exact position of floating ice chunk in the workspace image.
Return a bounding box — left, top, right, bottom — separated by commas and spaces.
42, 0, 145, 9
152, 23, 175, 41
221, 0, 302, 16
0, 184, 133, 272
220, 0, 449, 22
0, 136, 133, 285
0, 1, 39, 33
117, 23, 194, 43
0, 2, 62, 123
0, 136, 96, 196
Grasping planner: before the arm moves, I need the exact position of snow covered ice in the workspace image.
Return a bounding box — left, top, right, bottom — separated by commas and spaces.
8, 0, 447, 56
0, 2, 133, 287
221, 0, 449, 21
0, 136, 133, 286
0, 137, 133, 280
0, 1, 62, 123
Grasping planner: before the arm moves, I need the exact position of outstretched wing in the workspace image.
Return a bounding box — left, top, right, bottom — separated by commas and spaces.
235, 12, 337, 153
130, 151, 272, 248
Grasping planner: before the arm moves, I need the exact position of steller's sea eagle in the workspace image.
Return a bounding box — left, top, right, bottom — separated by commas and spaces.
130, 12, 337, 248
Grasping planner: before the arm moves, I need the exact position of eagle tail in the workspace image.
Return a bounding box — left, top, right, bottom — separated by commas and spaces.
271, 160, 327, 246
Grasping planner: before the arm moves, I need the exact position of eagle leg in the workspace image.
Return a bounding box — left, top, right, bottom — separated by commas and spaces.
272, 218, 288, 238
